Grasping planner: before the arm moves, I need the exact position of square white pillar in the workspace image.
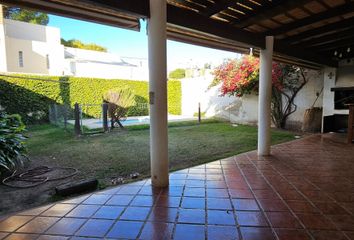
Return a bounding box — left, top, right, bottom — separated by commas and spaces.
258, 36, 274, 156
148, 0, 169, 187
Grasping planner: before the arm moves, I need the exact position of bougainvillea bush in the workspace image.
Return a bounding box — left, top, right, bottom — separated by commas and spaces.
211, 55, 310, 128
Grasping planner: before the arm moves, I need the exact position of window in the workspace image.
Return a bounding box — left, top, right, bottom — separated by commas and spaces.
18, 51, 23, 67
46, 54, 50, 69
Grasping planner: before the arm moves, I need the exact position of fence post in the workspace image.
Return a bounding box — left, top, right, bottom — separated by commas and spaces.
63, 105, 68, 130
74, 103, 81, 136
102, 103, 109, 132
53, 104, 58, 125
198, 102, 201, 124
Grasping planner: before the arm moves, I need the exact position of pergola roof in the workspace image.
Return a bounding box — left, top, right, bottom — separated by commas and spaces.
2, 0, 354, 68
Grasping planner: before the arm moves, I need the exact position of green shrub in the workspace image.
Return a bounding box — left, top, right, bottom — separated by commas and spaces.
0, 74, 182, 123
169, 68, 186, 79
0, 112, 27, 178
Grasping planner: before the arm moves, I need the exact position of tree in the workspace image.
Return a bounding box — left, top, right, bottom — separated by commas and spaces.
169, 68, 186, 79
211, 56, 311, 129
3, 7, 49, 25
103, 88, 136, 129
61, 38, 107, 52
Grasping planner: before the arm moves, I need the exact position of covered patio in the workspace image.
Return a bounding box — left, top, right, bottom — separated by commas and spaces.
1, 134, 354, 239
1, 0, 354, 239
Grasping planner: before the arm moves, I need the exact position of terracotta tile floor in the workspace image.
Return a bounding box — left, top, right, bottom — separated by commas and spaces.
1, 133, 354, 239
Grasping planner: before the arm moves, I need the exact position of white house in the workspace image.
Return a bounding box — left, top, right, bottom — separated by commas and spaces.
0, 18, 64, 75
0, 17, 148, 80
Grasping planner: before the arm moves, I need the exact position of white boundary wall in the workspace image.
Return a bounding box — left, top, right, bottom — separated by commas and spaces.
181, 70, 323, 129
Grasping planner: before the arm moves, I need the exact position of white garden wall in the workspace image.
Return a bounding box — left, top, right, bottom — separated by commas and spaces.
181, 69, 323, 129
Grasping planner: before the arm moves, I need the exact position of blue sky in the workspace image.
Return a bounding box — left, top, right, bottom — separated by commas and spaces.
48, 15, 239, 68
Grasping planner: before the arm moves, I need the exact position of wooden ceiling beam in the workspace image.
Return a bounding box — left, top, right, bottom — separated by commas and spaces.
167, 0, 207, 12
266, 2, 354, 36
315, 37, 354, 52
201, 0, 234, 17
273, 39, 338, 67
296, 28, 354, 48
201, 0, 257, 17
283, 17, 354, 43
0, 0, 147, 28
86, 0, 149, 17
167, 4, 265, 48
233, 0, 309, 28
167, 4, 337, 67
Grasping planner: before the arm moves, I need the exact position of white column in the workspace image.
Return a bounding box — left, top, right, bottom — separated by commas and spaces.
258, 36, 274, 156
0, 5, 8, 72
148, 0, 169, 187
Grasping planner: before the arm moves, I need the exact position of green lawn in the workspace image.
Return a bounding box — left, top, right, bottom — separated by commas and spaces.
26, 120, 295, 185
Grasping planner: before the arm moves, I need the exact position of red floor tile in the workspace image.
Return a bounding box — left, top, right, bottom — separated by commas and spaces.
266, 211, 302, 228
207, 225, 239, 240
106, 220, 143, 239
37, 235, 69, 240
206, 188, 229, 198
207, 198, 232, 210
139, 222, 173, 240
258, 199, 288, 212
328, 215, 354, 231
0, 216, 33, 232
120, 206, 151, 221
236, 211, 269, 227
229, 189, 254, 198
207, 210, 236, 225
92, 206, 124, 219
287, 200, 319, 213
184, 187, 205, 197
82, 194, 111, 205
314, 202, 349, 215
177, 209, 206, 224
131, 195, 157, 207
75, 219, 113, 237
17, 217, 59, 234
1, 134, 353, 239
253, 189, 280, 200
240, 227, 275, 240
105, 195, 134, 206
160, 186, 184, 196
46, 218, 86, 235
232, 199, 260, 211
181, 197, 205, 209
41, 204, 76, 217
3, 233, 38, 240
296, 213, 337, 230
274, 229, 311, 240
173, 224, 205, 240
66, 205, 100, 218
310, 230, 348, 240
117, 186, 142, 195
0, 232, 8, 240
155, 196, 181, 208
148, 207, 178, 222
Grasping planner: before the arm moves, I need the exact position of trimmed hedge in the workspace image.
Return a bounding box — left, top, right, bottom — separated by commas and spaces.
0, 74, 181, 123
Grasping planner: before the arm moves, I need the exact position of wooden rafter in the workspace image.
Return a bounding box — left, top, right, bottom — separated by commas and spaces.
167, 4, 265, 48
266, 2, 354, 36
296, 28, 354, 48
167, 4, 338, 67
283, 17, 354, 43
0, 0, 148, 28
233, 0, 310, 28
315, 37, 354, 52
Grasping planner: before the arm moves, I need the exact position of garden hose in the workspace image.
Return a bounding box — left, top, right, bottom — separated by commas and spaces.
2, 166, 78, 188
